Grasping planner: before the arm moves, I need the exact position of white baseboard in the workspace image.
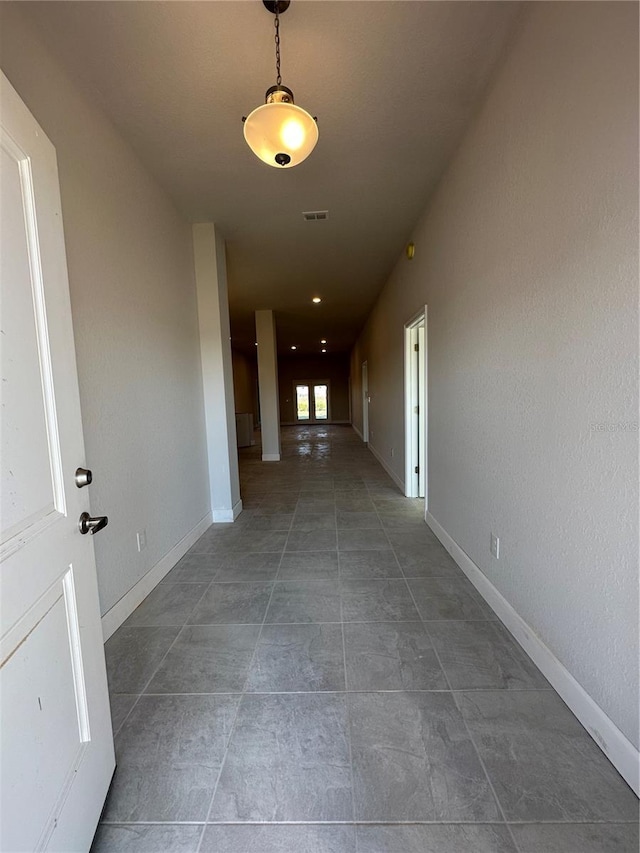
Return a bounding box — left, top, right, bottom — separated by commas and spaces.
367, 441, 405, 493
352, 424, 364, 441
212, 498, 243, 523
426, 511, 640, 796
101, 512, 213, 642
262, 453, 281, 462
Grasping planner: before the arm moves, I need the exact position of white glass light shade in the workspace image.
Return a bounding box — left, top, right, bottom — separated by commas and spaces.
244, 102, 318, 168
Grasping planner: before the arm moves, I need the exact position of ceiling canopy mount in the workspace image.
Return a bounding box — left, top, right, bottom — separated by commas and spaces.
262, 1, 290, 14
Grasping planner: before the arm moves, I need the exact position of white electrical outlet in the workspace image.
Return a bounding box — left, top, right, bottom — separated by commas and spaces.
137, 530, 147, 552
490, 533, 500, 559
391, 448, 394, 458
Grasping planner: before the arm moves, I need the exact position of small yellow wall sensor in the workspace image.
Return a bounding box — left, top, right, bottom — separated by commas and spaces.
406, 242, 415, 260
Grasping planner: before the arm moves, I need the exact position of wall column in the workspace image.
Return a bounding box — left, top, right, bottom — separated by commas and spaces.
255, 309, 281, 461
193, 223, 242, 522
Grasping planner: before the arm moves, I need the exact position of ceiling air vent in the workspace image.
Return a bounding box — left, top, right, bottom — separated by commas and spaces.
302, 210, 329, 221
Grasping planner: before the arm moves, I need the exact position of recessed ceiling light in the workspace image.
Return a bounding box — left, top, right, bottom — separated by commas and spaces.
321, 348, 327, 353
291, 345, 297, 350
312, 297, 322, 304
320, 339, 327, 344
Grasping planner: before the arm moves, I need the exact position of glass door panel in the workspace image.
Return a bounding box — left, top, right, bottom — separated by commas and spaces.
294, 381, 330, 423
295, 384, 310, 420
313, 384, 328, 420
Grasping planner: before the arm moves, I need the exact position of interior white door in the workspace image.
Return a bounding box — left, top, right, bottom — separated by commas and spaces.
362, 362, 369, 443
0, 73, 115, 852
409, 326, 420, 496
404, 315, 426, 500
418, 323, 426, 499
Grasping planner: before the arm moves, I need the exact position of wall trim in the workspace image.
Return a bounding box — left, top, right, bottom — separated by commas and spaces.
367, 441, 405, 493
101, 512, 213, 642
212, 498, 243, 523
262, 453, 281, 462
426, 511, 640, 796
352, 424, 364, 441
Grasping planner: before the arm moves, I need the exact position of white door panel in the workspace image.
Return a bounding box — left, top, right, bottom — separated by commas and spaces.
404, 313, 427, 503
418, 324, 426, 499
0, 73, 114, 853
362, 362, 369, 443
0, 139, 63, 546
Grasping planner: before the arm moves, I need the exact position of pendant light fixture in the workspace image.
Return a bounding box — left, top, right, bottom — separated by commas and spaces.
243, 0, 318, 168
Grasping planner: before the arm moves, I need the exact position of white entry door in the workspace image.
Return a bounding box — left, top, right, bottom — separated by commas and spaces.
405, 313, 427, 501
0, 74, 115, 852
362, 361, 369, 443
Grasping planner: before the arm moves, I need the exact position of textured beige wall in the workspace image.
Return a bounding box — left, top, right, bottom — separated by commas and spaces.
0, 6, 209, 615
231, 350, 259, 420
352, 2, 639, 747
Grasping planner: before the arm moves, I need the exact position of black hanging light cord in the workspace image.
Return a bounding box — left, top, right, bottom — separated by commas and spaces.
274, 7, 282, 86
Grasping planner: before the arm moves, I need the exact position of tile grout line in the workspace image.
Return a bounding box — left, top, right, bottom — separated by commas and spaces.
158, 575, 509, 586
349, 480, 408, 845
128, 687, 545, 697
351, 478, 394, 852
454, 700, 523, 853
192, 687, 245, 853
414, 579, 521, 851
103, 577, 220, 834
195, 513, 290, 848
338, 544, 359, 845
108, 570, 220, 734
110, 695, 140, 740
96, 817, 640, 826
370, 483, 421, 624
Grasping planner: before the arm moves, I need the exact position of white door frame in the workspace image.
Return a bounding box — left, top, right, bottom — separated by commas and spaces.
404, 308, 427, 509
361, 361, 369, 443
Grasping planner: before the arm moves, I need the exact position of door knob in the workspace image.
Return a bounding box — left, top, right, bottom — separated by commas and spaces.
79, 512, 108, 535
75, 467, 93, 488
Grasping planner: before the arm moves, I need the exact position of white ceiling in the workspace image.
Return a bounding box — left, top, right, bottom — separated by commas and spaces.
20, 0, 521, 355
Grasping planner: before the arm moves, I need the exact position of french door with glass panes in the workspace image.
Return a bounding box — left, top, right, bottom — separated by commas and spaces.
294, 381, 330, 423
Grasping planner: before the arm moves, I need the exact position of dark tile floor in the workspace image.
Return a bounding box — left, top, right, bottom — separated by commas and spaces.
93, 426, 638, 852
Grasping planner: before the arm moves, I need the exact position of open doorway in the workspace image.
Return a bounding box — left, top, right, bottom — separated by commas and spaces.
404, 310, 427, 506
294, 381, 330, 423
362, 361, 369, 443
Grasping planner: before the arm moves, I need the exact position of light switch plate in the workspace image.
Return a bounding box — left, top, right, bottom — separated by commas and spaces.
490, 533, 500, 559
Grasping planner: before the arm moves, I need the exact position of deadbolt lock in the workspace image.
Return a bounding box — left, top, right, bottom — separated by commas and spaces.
75, 467, 93, 488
